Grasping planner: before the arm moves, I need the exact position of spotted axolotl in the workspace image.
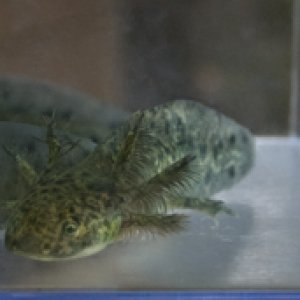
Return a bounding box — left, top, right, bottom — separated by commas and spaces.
4, 100, 254, 261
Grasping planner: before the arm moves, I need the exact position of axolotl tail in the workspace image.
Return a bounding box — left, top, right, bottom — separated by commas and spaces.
135, 100, 255, 197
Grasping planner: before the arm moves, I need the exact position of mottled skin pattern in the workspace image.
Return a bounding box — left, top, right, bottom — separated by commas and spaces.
104, 100, 254, 196
5, 100, 254, 261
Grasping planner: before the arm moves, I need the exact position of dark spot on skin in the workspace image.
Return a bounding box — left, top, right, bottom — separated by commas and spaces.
205, 170, 211, 184
165, 122, 170, 135
28, 191, 37, 197
228, 166, 236, 178
38, 179, 48, 186
70, 183, 79, 192
149, 121, 156, 129
229, 134, 236, 146
177, 137, 186, 147
185, 101, 195, 109
157, 152, 164, 161
181, 155, 196, 166
60, 110, 72, 120
43, 243, 51, 250
184, 198, 193, 207
186, 137, 193, 148
20, 206, 30, 214
40, 189, 49, 194
117, 195, 125, 205
90, 135, 99, 144
108, 122, 120, 130
83, 203, 99, 212
81, 240, 90, 247
81, 172, 90, 178
69, 207, 76, 214
88, 212, 100, 221
42, 108, 53, 118
72, 215, 81, 225
242, 133, 248, 144
41, 195, 50, 201
42, 169, 51, 176
87, 181, 114, 193
176, 117, 183, 130
86, 182, 97, 190
55, 179, 66, 185
57, 195, 64, 200
213, 146, 219, 160
102, 201, 112, 210
26, 141, 36, 153
148, 107, 156, 114
199, 144, 207, 157
180, 127, 186, 138
175, 117, 186, 138
28, 216, 38, 223
40, 213, 48, 220
104, 219, 110, 227
9, 239, 18, 249
52, 187, 59, 193
217, 141, 224, 150
58, 212, 65, 219
213, 141, 224, 159
36, 218, 46, 226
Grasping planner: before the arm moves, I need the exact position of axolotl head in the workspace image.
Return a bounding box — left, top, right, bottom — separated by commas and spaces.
5, 179, 122, 261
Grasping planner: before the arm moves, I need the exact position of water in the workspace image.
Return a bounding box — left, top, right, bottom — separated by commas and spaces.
0, 1, 295, 292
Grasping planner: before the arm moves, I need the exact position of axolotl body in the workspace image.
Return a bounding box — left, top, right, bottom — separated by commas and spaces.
4, 100, 254, 261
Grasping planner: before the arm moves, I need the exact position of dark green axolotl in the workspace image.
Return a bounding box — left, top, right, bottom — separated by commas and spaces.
3, 100, 255, 261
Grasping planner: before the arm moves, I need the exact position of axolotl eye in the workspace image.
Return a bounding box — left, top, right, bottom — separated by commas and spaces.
62, 222, 79, 236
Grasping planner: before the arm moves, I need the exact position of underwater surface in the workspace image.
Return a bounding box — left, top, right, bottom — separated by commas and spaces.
0, 137, 299, 290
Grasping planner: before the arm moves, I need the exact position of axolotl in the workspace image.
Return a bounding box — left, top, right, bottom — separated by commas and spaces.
4, 100, 254, 261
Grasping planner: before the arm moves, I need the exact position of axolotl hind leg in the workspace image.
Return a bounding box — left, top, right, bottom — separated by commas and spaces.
2, 145, 38, 187
43, 112, 79, 168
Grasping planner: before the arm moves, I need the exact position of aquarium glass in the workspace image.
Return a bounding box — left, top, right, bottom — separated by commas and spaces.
0, 1, 299, 298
